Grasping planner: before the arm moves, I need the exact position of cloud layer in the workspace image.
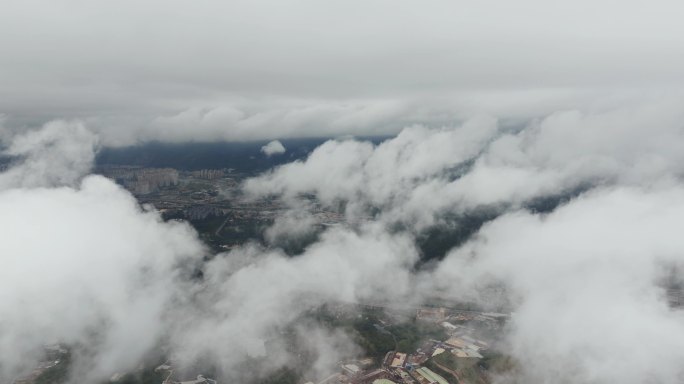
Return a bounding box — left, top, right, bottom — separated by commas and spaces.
5, 97, 684, 383
0, 123, 205, 382
435, 186, 684, 383
244, 102, 684, 383
0, 123, 419, 383
2, 1, 684, 144
245, 101, 684, 229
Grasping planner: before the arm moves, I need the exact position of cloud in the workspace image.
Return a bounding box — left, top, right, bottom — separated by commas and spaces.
0, 122, 422, 383
434, 186, 684, 383
246, 101, 684, 229
2, 1, 684, 144
0, 123, 205, 382
264, 208, 318, 248
5, 100, 684, 384
261, 140, 286, 157
242, 101, 684, 382
0, 120, 98, 189
168, 223, 420, 379
0, 175, 206, 382
244, 116, 498, 227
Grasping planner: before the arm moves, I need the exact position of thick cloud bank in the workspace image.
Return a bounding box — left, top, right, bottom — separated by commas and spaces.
0, 121, 98, 189
246, 102, 684, 225
0, 123, 418, 383
169, 224, 418, 378
0, 123, 204, 382
2, 1, 684, 144
0, 176, 203, 382
4, 101, 684, 384
435, 186, 684, 383
246, 103, 684, 383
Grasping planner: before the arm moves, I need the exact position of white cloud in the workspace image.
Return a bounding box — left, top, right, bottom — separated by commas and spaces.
0, 138, 205, 382
167, 222, 420, 379
246, 101, 684, 228
261, 140, 286, 157
245, 116, 498, 228
0, 120, 98, 189
434, 186, 684, 383
242, 101, 684, 382
0, 123, 423, 382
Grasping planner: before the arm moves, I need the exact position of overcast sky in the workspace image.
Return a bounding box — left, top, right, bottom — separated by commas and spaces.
2, 0, 684, 144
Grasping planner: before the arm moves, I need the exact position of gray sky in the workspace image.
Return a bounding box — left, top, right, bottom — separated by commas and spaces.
2, 0, 684, 144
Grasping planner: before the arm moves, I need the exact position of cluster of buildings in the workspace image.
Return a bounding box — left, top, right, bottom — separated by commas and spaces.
154, 363, 218, 384
417, 308, 507, 332
387, 308, 506, 384
308, 345, 453, 384
437, 334, 488, 359
12, 345, 67, 384
307, 304, 510, 384
336, 351, 451, 384
163, 374, 217, 384
99, 166, 179, 195
667, 288, 684, 307
97, 166, 348, 247
428, 310, 502, 360
415, 308, 447, 323
12, 360, 62, 384
182, 205, 229, 220
190, 169, 226, 180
